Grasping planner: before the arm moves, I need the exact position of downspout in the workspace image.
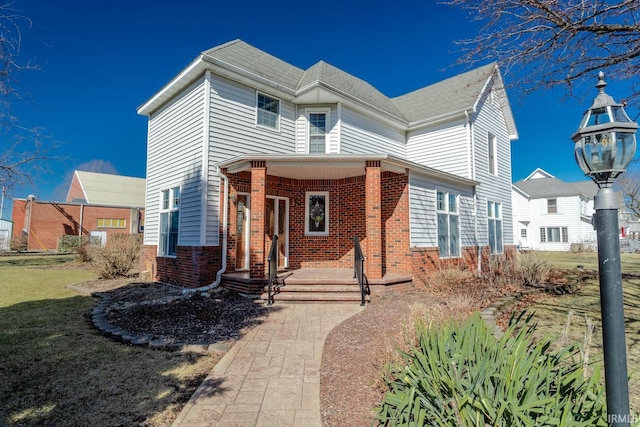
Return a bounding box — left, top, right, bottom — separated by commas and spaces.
182, 169, 229, 294
466, 110, 481, 273
79, 204, 84, 237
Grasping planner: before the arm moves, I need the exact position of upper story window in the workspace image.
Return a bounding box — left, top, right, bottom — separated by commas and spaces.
436, 191, 460, 258
488, 132, 497, 175
488, 201, 503, 254
256, 93, 280, 129
580, 197, 588, 216
159, 186, 180, 257
307, 109, 329, 153
547, 198, 558, 214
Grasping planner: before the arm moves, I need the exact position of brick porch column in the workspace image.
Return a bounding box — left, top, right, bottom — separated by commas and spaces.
250, 161, 267, 278
365, 160, 383, 279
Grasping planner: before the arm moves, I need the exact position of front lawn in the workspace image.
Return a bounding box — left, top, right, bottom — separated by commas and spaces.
0, 255, 219, 426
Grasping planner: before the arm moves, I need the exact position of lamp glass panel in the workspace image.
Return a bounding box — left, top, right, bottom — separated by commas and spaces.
614, 132, 637, 170
586, 107, 610, 126
612, 106, 633, 123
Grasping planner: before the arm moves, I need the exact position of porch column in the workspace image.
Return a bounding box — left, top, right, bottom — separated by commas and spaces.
365, 160, 383, 279
250, 161, 267, 278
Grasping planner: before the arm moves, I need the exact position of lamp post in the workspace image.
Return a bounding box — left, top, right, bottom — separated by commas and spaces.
571, 72, 638, 426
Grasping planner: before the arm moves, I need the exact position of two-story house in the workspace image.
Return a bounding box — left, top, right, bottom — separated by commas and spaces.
137, 40, 518, 292
512, 168, 598, 251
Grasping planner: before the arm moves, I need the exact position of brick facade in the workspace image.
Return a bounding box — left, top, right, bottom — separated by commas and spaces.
142, 244, 222, 288
11, 198, 143, 251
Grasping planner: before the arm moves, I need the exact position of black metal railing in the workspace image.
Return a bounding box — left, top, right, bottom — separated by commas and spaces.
266, 235, 279, 306
353, 236, 368, 306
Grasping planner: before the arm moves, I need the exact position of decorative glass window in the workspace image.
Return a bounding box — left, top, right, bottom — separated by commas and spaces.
436, 190, 460, 258
539, 227, 569, 243
488, 132, 497, 175
547, 198, 558, 213
488, 201, 503, 254
256, 93, 279, 129
159, 186, 180, 256
97, 218, 126, 228
305, 192, 329, 236
307, 109, 329, 153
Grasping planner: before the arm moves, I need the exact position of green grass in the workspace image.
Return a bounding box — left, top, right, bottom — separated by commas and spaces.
520, 251, 640, 414
0, 255, 219, 426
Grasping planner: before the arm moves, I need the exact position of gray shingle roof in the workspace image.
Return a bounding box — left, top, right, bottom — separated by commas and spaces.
514, 177, 597, 199
392, 63, 497, 122
200, 40, 508, 127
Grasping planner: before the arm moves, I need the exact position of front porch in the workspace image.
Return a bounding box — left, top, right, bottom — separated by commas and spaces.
221, 268, 414, 303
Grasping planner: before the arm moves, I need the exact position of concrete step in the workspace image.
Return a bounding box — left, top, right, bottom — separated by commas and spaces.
260, 283, 369, 304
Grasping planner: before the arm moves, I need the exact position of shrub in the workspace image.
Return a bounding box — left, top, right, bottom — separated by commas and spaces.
88, 234, 141, 279
486, 254, 521, 288
376, 312, 606, 426
518, 252, 550, 287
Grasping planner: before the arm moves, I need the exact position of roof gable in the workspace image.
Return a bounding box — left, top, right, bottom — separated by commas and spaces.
513, 175, 597, 199
71, 171, 146, 207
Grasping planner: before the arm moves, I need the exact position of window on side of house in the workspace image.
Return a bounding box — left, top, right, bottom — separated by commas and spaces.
256, 93, 280, 129
97, 218, 126, 228
488, 201, 503, 254
520, 228, 527, 239
159, 186, 180, 256
305, 192, 329, 236
547, 198, 558, 213
307, 109, 329, 153
436, 191, 460, 258
539, 227, 569, 243
488, 132, 497, 175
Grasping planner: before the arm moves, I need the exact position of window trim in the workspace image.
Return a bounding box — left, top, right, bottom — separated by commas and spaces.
158, 186, 180, 257
436, 190, 461, 258
488, 132, 498, 175
256, 92, 280, 131
540, 226, 569, 243
305, 191, 329, 236
306, 108, 330, 154
547, 198, 558, 214
488, 201, 503, 254
97, 218, 126, 229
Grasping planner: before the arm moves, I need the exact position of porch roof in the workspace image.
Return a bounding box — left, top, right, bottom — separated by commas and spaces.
217, 154, 478, 187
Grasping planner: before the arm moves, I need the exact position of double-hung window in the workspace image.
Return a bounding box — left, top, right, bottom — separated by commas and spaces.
488, 201, 503, 254
547, 198, 558, 214
256, 93, 279, 129
307, 108, 329, 153
436, 191, 460, 258
159, 187, 180, 256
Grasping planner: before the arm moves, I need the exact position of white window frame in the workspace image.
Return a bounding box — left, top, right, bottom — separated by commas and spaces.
256, 92, 280, 130
159, 186, 180, 257
306, 108, 330, 154
547, 198, 558, 214
488, 132, 497, 175
436, 190, 461, 258
305, 191, 329, 236
540, 226, 568, 243
488, 201, 503, 254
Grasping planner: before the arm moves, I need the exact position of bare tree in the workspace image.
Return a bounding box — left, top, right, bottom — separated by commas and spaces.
616, 161, 640, 218
0, 2, 45, 193
445, 0, 640, 106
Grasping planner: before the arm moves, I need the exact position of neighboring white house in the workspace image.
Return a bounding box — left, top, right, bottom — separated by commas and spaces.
137, 39, 518, 289
512, 168, 598, 251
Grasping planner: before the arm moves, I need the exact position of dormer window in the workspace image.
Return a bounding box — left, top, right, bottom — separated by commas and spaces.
256, 93, 280, 129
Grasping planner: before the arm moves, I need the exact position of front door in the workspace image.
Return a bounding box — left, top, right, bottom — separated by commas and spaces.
265, 197, 288, 269
236, 194, 250, 270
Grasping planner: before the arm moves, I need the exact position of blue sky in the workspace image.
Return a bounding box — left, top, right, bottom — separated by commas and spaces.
4, 0, 635, 218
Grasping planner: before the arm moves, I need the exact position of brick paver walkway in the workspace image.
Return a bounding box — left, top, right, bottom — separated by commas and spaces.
172, 303, 364, 427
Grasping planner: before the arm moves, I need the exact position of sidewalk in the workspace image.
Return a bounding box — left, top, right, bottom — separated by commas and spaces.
172, 303, 364, 427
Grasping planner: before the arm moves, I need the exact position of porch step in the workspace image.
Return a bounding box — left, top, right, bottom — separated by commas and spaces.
260, 283, 370, 304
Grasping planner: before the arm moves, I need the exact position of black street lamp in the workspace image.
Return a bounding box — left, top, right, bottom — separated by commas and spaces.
571, 72, 638, 426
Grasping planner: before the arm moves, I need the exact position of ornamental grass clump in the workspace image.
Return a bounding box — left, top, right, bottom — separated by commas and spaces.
376, 312, 606, 426
89, 234, 141, 279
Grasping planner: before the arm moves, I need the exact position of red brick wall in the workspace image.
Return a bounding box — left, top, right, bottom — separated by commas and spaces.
141, 244, 223, 288
382, 172, 412, 275
11, 199, 27, 242
13, 200, 142, 251
66, 173, 85, 202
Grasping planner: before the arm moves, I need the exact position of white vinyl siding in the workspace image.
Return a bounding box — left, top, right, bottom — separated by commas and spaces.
339, 107, 405, 156
471, 80, 514, 248
409, 172, 475, 249
295, 105, 338, 153
406, 119, 468, 176
144, 79, 205, 247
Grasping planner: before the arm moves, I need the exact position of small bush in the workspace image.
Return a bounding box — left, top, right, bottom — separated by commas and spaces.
376, 312, 606, 426
518, 252, 551, 287
88, 234, 141, 279
10, 232, 28, 252
425, 267, 474, 292
486, 254, 521, 287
